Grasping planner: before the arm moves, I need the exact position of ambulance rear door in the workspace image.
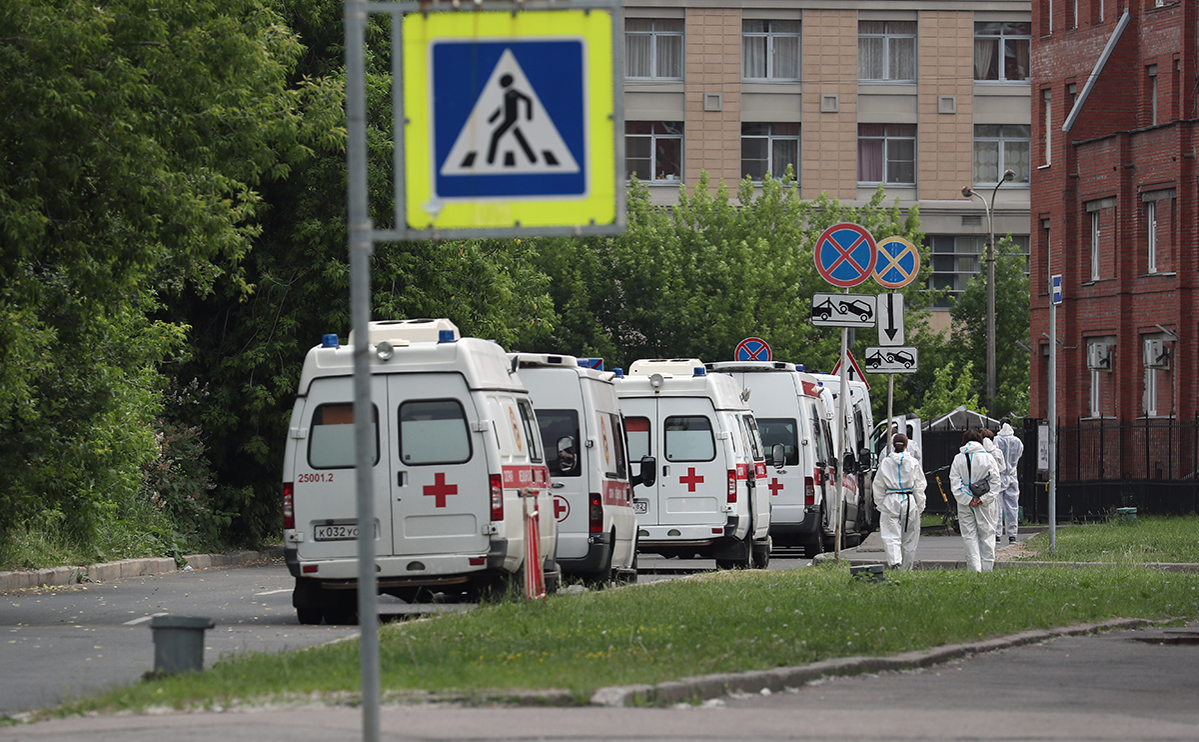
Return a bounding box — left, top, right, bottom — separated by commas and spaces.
387, 373, 491, 558
291, 375, 394, 562
627, 397, 725, 529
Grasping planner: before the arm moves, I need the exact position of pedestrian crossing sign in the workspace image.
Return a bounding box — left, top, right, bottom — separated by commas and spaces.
402, 9, 619, 234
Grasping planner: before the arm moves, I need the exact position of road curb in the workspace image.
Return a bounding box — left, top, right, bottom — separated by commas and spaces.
0, 547, 284, 593
588, 617, 1153, 707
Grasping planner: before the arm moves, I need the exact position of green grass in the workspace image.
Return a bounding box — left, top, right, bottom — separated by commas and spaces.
45, 560, 1199, 717
1014, 515, 1199, 563
23, 515, 1199, 719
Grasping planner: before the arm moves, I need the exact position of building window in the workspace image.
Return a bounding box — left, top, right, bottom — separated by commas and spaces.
626, 121, 682, 182
741, 123, 799, 182
625, 19, 683, 81
858, 21, 916, 81
857, 124, 915, 184
742, 20, 800, 81
1147, 200, 1158, 273
974, 22, 1031, 81
1086, 197, 1116, 280
1090, 367, 1101, 417
973, 125, 1031, 185
928, 234, 1030, 308
1090, 210, 1101, 280
1070, 0, 1079, 29
1147, 64, 1159, 126
1041, 89, 1052, 166
1144, 366, 1158, 416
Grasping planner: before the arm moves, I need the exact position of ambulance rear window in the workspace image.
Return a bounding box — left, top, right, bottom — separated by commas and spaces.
757, 418, 799, 466
399, 399, 471, 465
664, 416, 715, 462
309, 403, 378, 469
625, 416, 651, 460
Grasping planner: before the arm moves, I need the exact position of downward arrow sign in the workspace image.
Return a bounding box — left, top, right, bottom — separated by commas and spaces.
877, 292, 905, 346
884, 294, 898, 341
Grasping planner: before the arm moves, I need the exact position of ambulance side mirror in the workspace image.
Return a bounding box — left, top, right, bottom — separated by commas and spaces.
771, 443, 787, 471
631, 455, 656, 488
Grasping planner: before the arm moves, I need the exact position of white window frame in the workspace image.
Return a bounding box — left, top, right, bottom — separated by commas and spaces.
1090, 367, 1102, 418
625, 19, 684, 81
857, 21, 916, 82
625, 121, 683, 183
1147, 200, 1158, 273
1148, 64, 1159, 126
1090, 210, 1101, 280
858, 124, 916, 185
973, 22, 1031, 82
1144, 366, 1158, 416
740, 123, 799, 182
972, 124, 1031, 185
1042, 89, 1052, 166
742, 20, 800, 81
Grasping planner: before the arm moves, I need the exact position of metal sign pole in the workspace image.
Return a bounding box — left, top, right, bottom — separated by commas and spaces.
835, 308, 848, 561
1048, 282, 1058, 553
345, 0, 380, 739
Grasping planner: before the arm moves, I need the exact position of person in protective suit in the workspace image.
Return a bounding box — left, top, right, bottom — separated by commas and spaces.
871, 433, 927, 570
993, 418, 1025, 543
949, 429, 1002, 572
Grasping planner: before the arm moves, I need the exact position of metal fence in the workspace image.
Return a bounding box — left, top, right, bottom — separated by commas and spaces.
919, 416, 1199, 522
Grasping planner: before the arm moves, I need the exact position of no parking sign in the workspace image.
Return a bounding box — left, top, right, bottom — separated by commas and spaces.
735, 337, 772, 362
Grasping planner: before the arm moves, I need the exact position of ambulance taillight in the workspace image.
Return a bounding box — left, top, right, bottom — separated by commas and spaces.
489, 474, 504, 521
282, 482, 295, 529
589, 493, 603, 534
804, 476, 816, 506
727, 470, 737, 503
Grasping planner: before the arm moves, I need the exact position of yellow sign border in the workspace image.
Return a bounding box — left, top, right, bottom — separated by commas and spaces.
402, 10, 615, 231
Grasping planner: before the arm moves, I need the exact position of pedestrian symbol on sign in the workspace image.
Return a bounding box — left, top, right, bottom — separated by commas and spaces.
440, 48, 580, 177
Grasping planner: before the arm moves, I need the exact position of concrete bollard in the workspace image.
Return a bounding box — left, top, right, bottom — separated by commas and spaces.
150, 616, 215, 675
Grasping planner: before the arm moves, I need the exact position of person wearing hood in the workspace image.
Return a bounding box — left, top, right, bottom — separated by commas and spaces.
872, 433, 927, 570
949, 429, 1002, 572
994, 418, 1025, 544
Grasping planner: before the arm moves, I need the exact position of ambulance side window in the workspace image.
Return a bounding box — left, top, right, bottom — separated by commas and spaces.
309, 403, 378, 469
809, 403, 829, 465
626, 416, 651, 460
538, 409, 580, 477
518, 400, 543, 463
664, 416, 715, 462
743, 415, 764, 460
399, 399, 471, 465
757, 418, 799, 466
606, 412, 628, 479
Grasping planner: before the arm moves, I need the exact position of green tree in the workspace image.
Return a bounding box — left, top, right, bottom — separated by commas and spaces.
0, 0, 337, 548
947, 236, 1031, 418
913, 360, 983, 422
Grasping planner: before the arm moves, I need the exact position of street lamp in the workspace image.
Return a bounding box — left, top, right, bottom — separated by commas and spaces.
962, 168, 1016, 412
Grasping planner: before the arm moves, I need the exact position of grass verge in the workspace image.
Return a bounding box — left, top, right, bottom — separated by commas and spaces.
1013, 515, 1199, 563
44, 559, 1199, 717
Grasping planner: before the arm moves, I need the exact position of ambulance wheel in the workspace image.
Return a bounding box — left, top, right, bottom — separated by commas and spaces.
543, 558, 561, 595
293, 577, 324, 625
296, 606, 323, 625
323, 590, 359, 625
752, 538, 771, 569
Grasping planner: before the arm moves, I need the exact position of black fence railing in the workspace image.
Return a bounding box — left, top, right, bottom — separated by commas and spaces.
917, 416, 1199, 522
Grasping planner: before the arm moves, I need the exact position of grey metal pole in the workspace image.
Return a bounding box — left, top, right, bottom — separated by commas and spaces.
1048, 285, 1057, 552
834, 321, 848, 560
345, 0, 380, 738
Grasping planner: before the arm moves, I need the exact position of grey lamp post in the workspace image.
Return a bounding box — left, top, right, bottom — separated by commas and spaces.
962, 168, 1016, 412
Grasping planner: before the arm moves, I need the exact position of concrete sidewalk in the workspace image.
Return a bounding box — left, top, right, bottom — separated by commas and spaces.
0, 547, 284, 593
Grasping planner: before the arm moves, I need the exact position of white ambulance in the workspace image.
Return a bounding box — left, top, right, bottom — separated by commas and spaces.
708, 361, 837, 558
812, 372, 876, 544
509, 353, 652, 583
616, 359, 771, 569
282, 319, 559, 624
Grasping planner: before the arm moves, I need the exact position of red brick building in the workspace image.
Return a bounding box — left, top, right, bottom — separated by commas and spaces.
1028, 0, 1199, 503
1031, 0, 1195, 428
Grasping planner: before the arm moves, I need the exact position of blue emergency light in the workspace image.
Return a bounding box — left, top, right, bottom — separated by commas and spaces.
613, 368, 624, 378
693, 367, 706, 377
321, 334, 339, 348
438, 330, 456, 343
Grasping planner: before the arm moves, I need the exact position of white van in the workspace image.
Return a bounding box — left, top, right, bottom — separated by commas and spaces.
812, 373, 876, 544
709, 361, 837, 558
509, 353, 652, 583
616, 359, 771, 569
282, 319, 559, 624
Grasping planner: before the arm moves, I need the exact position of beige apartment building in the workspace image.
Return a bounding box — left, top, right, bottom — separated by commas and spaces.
622, 0, 1031, 329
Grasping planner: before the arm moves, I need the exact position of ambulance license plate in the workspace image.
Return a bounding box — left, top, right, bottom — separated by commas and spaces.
633, 499, 649, 515
313, 523, 358, 541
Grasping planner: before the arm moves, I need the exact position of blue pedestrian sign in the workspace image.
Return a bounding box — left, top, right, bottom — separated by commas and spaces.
873, 236, 921, 289
735, 337, 772, 362
815, 223, 877, 288
402, 10, 619, 234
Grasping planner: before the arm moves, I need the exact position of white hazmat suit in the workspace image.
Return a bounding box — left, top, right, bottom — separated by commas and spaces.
994, 422, 1025, 541
872, 448, 927, 570
949, 440, 1002, 572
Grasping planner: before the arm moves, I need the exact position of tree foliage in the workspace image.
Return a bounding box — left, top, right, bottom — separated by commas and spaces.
947, 236, 1031, 418
0, 0, 339, 549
